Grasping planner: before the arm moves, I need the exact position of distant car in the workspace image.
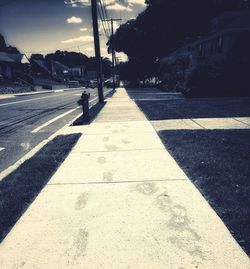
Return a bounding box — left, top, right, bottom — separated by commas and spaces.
68, 81, 80, 88
87, 80, 98, 89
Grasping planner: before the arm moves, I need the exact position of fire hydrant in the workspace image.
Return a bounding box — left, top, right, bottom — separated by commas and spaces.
78, 91, 90, 122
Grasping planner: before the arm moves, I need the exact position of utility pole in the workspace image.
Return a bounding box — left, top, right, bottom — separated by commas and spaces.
102, 18, 121, 91
91, 0, 104, 103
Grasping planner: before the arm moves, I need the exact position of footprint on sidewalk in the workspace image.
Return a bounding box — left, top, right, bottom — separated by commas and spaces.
136, 182, 158, 195
121, 139, 131, 144
75, 193, 88, 210
105, 144, 118, 151
103, 171, 113, 182
102, 137, 110, 142
98, 156, 106, 164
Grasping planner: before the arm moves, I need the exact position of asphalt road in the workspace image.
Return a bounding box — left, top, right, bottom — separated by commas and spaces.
0, 87, 111, 173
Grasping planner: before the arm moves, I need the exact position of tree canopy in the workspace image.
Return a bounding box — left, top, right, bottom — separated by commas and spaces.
0, 34, 20, 54
109, 0, 249, 82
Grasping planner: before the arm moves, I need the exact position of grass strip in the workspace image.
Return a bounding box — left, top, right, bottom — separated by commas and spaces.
0, 133, 81, 242
158, 129, 250, 256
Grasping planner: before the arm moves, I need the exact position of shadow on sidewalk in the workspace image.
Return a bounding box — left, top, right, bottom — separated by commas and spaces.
126, 88, 250, 120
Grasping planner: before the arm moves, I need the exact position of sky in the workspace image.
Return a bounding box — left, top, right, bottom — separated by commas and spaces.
0, 0, 146, 60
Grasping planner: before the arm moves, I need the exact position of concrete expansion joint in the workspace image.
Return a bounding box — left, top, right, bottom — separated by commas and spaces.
188, 118, 206, 129
71, 148, 165, 154
233, 117, 250, 127
46, 178, 188, 186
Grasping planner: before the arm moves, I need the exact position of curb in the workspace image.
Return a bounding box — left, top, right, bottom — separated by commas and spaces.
13, 87, 86, 97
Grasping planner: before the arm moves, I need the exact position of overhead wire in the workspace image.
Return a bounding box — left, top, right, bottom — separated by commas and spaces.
23, 41, 94, 55
97, 0, 112, 39
97, 3, 110, 39
101, 0, 112, 35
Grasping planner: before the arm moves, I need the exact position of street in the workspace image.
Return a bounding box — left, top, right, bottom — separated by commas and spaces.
0, 88, 110, 174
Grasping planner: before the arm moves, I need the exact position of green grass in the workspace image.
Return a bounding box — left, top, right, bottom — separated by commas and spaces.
158, 129, 250, 255
0, 133, 81, 242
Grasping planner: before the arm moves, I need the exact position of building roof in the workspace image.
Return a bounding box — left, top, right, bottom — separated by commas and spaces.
0, 52, 15, 63
0, 52, 29, 63
32, 59, 51, 73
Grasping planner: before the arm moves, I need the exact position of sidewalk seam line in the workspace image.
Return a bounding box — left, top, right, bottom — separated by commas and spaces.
71, 148, 166, 153
47, 178, 188, 186
233, 117, 250, 127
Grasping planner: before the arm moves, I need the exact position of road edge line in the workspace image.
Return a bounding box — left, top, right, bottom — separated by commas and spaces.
0, 89, 113, 181
0, 112, 83, 181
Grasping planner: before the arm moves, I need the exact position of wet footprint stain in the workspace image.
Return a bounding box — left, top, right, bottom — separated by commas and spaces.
156, 193, 172, 211
103, 172, 113, 182
105, 144, 118, 151
136, 182, 158, 196
73, 228, 89, 258
75, 193, 88, 210
102, 137, 110, 142
98, 156, 106, 164
121, 139, 131, 144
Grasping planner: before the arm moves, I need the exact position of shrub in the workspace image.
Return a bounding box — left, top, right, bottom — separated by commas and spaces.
185, 59, 250, 98
184, 34, 250, 98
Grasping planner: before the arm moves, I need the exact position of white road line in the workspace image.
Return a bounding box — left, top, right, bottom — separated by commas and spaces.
31, 96, 99, 133
0, 147, 5, 152
0, 113, 83, 181
0, 90, 111, 180
31, 107, 80, 133
0, 90, 83, 108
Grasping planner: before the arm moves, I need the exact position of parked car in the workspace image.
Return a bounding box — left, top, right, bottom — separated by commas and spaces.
87, 80, 98, 89
68, 80, 80, 88
104, 79, 113, 88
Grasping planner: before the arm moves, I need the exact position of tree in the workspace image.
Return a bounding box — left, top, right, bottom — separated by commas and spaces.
0, 34, 7, 51
109, 0, 249, 82
45, 51, 88, 68
0, 33, 20, 54
30, 54, 44, 61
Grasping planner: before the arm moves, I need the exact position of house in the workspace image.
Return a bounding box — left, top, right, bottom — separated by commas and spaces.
0, 52, 29, 81
30, 59, 69, 79
160, 10, 250, 78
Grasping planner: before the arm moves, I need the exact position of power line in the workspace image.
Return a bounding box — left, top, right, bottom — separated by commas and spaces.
100, 0, 112, 36
97, 0, 112, 39
97, 4, 110, 39
23, 42, 94, 54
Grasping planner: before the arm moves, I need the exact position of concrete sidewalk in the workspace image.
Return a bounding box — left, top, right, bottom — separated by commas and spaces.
0, 88, 249, 268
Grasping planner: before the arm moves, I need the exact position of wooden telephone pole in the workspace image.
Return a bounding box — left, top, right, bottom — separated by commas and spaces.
91, 0, 104, 103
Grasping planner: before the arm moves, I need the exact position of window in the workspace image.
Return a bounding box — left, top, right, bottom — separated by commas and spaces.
218, 37, 223, 53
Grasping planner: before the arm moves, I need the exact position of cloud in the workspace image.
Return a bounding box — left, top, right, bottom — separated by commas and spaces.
106, 3, 133, 12
80, 28, 88, 31
66, 16, 82, 24
64, 0, 90, 7
128, 0, 145, 5
61, 35, 93, 44
104, 0, 116, 4
113, 21, 120, 31
84, 47, 94, 52
103, 0, 145, 13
